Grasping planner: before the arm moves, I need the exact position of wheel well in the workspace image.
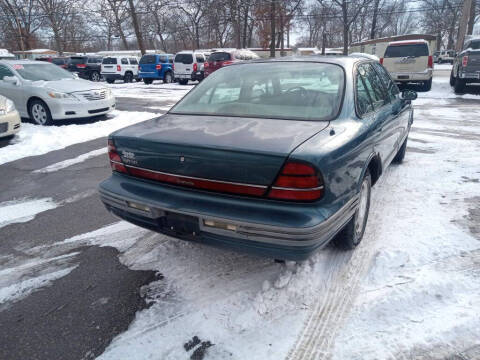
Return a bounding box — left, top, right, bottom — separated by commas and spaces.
367, 155, 382, 187
124, 71, 133, 76
27, 96, 45, 113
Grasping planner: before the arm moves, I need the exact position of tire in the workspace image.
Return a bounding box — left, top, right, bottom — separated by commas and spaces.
450, 71, 455, 87
0, 134, 15, 142
179, 79, 188, 85
143, 78, 153, 85
438, 59, 443, 64
163, 72, 173, 84
422, 78, 432, 91
124, 72, 133, 83
28, 99, 53, 126
334, 171, 371, 250
90, 71, 100, 82
454, 78, 466, 93
106, 78, 115, 84
393, 137, 408, 164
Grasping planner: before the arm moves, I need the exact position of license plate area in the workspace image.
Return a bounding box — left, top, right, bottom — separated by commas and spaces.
161, 212, 199, 236
0, 122, 7, 134
398, 75, 409, 80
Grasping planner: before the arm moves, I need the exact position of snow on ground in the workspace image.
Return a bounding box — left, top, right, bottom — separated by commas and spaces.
107, 81, 193, 101
34, 147, 106, 173
0, 198, 57, 228
0, 110, 157, 165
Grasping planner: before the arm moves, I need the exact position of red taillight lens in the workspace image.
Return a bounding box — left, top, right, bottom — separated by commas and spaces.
462, 56, 469, 67
108, 139, 127, 173
428, 55, 433, 68
267, 161, 323, 201
379, 58, 384, 65
117, 65, 121, 72
204, 62, 209, 68
223, 60, 234, 65
193, 63, 198, 72
76, 64, 86, 68
156, 64, 162, 70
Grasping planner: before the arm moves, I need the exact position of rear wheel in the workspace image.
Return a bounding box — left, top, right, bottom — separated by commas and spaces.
179, 79, 188, 85
163, 72, 173, 83
29, 99, 53, 126
106, 78, 115, 84
124, 72, 133, 83
334, 171, 371, 250
90, 71, 100, 82
143, 78, 153, 85
422, 78, 432, 91
454, 78, 466, 93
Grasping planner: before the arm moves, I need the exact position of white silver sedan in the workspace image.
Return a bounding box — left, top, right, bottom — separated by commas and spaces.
0, 95, 20, 139
0, 60, 116, 125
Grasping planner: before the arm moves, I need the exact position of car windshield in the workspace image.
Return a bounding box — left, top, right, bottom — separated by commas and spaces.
209, 52, 232, 62
15, 63, 74, 81
175, 54, 193, 64
171, 62, 345, 121
384, 44, 429, 58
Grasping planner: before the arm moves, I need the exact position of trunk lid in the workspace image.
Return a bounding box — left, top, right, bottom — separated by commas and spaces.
206, 52, 232, 75
111, 114, 329, 186
383, 42, 430, 73
139, 55, 157, 74
174, 53, 194, 75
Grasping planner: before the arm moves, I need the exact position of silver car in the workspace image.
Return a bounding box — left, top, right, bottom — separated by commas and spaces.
0, 60, 116, 125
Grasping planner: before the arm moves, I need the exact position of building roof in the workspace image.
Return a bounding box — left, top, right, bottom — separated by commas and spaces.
13, 49, 57, 54
351, 34, 436, 47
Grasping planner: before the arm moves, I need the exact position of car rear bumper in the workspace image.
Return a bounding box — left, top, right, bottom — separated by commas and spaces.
102, 73, 125, 80
138, 71, 161, 79
0, 110, 21, 138
175, 71, 204, 81
48, 98, 116, 120
98, 173, 357, 260
391, 69, 433, 82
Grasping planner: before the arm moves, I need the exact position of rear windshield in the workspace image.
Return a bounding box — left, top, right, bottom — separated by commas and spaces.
171, 62, 345, 121
469, 41, 480, 50
175, 54, 193, 64
69, 57, 86, 64
209, 52, 231, 62
102, 57, 117, 64
384, 44, 429, 58
52, 58, 66, 65
140, 55, 156, 64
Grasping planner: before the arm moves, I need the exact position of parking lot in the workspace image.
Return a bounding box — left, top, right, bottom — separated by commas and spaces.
1, 65, 480, 360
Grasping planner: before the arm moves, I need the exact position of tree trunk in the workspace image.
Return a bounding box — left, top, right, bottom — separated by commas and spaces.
270, 0, 276, 57
342, 1, 349, 55
467, 0, 476, 35
370, 0, 380, 39
128, 0, 146, 54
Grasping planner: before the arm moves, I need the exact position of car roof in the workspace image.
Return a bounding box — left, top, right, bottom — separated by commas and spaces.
232, 55, 369, 69
0, 59, 42, 65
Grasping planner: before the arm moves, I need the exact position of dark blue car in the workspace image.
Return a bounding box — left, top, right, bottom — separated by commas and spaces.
99, 57, 417, 260
138, 54, 174, 84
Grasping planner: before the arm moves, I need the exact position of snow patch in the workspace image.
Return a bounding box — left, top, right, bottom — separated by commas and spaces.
0, 198, 57, 228
34, 147, 106, 173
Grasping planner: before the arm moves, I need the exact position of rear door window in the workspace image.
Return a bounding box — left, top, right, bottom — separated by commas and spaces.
384, 44, 429, 58
209, 52, 231, 62
175, 54, 193, 64
70, 57, 86, 65
121, 58, 128, 65
159, 55, 168, 63
102, 57, 117, 64
357, 63, 387, 112
196, 54, 205, 63
140, 55, 156, 64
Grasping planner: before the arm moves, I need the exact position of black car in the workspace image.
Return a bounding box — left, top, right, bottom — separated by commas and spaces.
67, 56, 103, 81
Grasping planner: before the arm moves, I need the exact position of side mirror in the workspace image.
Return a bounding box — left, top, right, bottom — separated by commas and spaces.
401, 90, 417, 101
3, 76, 20, 86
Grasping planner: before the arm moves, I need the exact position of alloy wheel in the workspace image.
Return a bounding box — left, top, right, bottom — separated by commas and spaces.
354, 178, 370, 239
31, 103, 48, 125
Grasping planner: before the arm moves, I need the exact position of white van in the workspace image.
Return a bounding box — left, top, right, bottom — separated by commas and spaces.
174, 51, 206, 85
381, 40, 433, 91
101, 56, 139, 84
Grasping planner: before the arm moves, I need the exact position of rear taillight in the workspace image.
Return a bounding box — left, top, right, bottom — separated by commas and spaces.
156, 64, 162, 70
428, 55, 433, 68
76, 64, 86, 68
193, 63, 198, 72
379, 58, 384, 65
223, 60, 234, 65
267, 161, 324, 201
117, 65, 121, 72
462, 55, 469, 67
108, 139, 127, 174
204, 62, 209, 68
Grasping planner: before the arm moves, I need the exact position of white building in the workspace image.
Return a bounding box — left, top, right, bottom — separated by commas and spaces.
95, 50, 165, 58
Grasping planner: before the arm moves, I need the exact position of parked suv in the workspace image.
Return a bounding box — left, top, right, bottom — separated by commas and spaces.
450, 39, 480, 93
437, 50, 456, 64
204, 49, 259, 77
381, 40, 433, 91
51, 57, 69, 69
138, 54, 174, 84
174, 51, 206, 85
101, 56, 139, 83
67, 56, 103, 82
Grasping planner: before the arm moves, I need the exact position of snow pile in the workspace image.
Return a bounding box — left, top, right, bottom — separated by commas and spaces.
34, 147, 106, 173
0, 110, 157, 165
0, 198, 57, 228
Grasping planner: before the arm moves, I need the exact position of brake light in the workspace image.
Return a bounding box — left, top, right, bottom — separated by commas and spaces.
462, 56, 469, 67
428, 55, 433, 68
204, 62, 209, 68
156, 64, 162, 70
193, 63, 198, 72
108, 139, 127, 174
117, 65, 121, 72
267, 161, 324, 201
379, 58, 384, 65
223, 60, 234, 65
76, 64, 86, 68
